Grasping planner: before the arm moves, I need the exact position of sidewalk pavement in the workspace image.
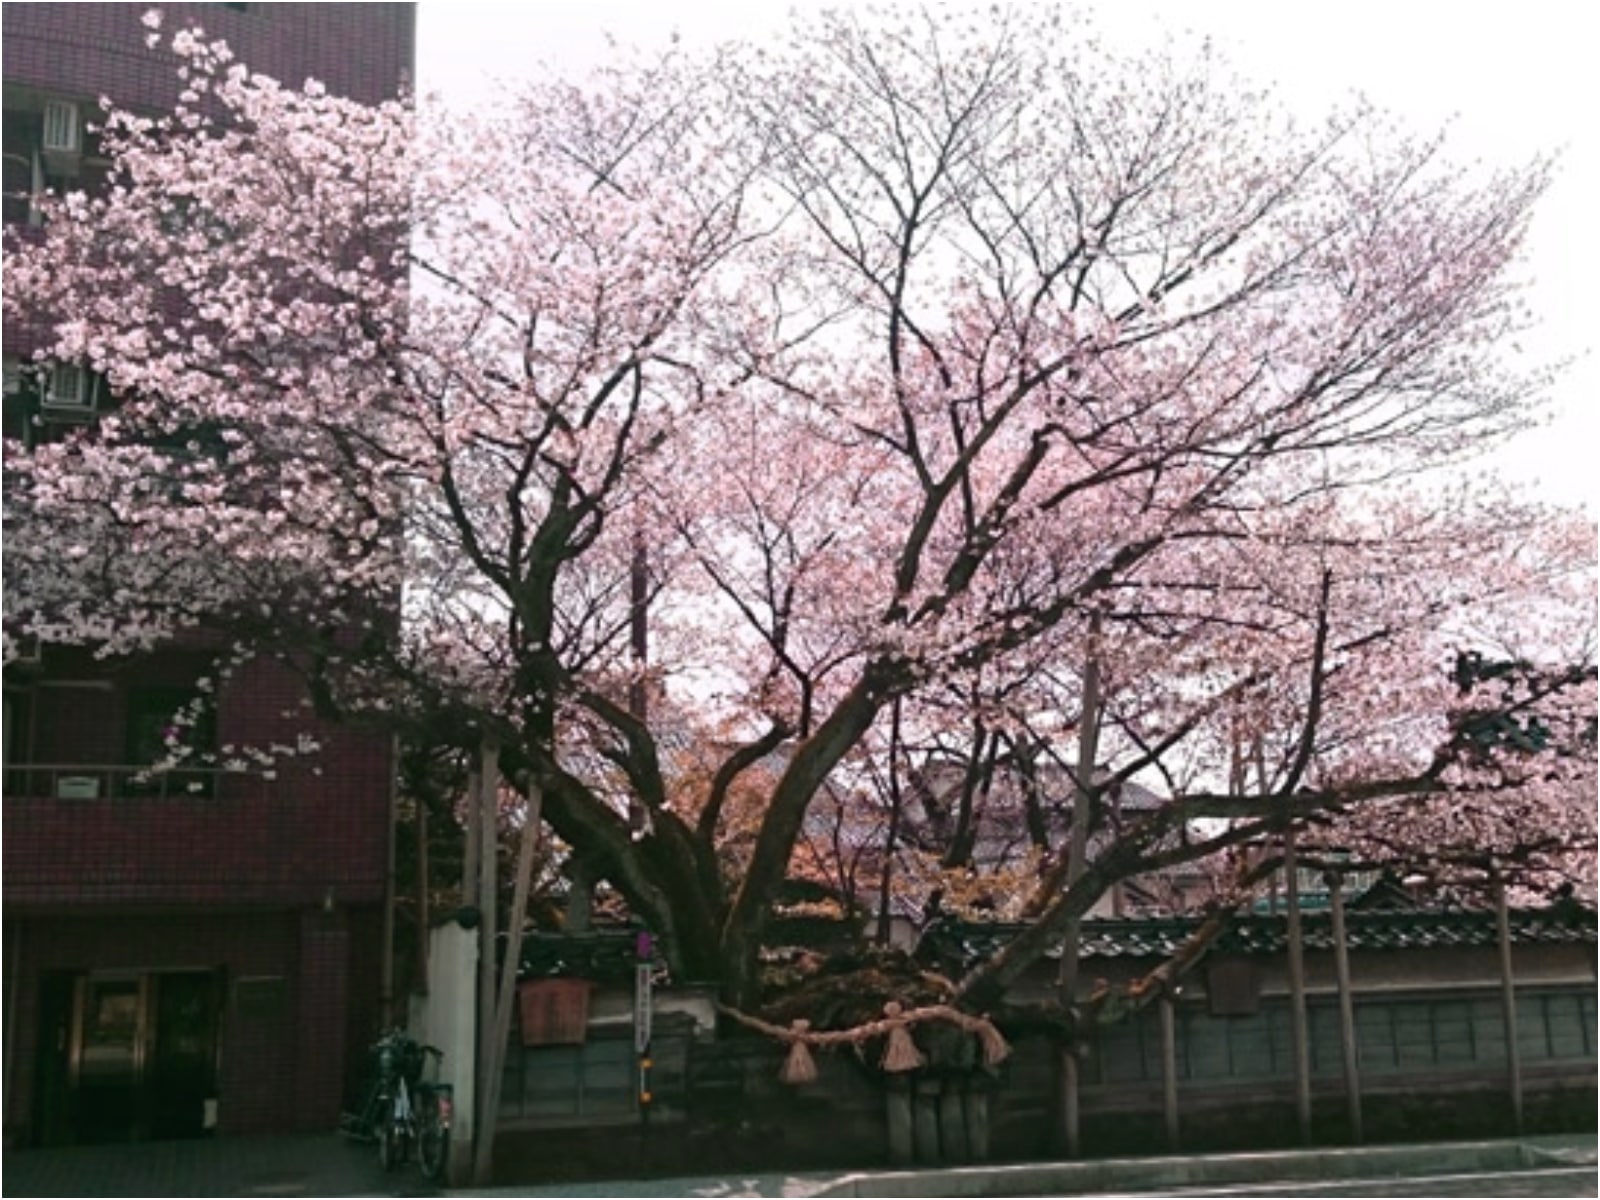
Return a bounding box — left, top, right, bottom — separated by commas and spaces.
2, 1131, 1594, 1199
459, 1135, 1598, 1198
0, 1132, 432, 1198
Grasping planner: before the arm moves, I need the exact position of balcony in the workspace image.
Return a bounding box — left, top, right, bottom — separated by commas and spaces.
4, 761, 269, 802
2, 759, 386, 909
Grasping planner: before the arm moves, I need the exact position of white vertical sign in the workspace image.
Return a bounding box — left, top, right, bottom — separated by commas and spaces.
633, 962, 653, 1052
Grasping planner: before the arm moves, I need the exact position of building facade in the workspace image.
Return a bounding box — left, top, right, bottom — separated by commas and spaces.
2, 3, 415, 1146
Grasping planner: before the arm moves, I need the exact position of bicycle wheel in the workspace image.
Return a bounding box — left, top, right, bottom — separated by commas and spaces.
417, 1092, 449, 1182
377, 1113, 398, 1171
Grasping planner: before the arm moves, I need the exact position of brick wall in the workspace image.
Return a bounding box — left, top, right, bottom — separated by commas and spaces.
2, 3, 415, 109
4, 653, 392, 909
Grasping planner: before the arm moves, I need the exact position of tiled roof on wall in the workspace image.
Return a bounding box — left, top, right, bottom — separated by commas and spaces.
920, 901, 1596, 970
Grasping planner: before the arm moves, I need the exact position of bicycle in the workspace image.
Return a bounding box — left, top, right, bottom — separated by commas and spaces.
342, 1028, 452, 1182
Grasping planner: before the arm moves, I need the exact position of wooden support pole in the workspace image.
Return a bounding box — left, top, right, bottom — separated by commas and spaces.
1494, 873, 1524, 1134
1056, 611, 1102, 1158
415, 754, 431, 997
1283, 826, 1312, 1145
473, 740, 500, 1182
475, 782, 542, 1185
1160, 988, 1179, 1152
1326, 870, 1362, 1144
381, 734, 399, 1025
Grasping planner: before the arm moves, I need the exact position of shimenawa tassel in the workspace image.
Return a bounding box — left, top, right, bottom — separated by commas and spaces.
880, 1001, 924, 1072
779, 1018, 818, 1084
974, 1017, 1011, 1066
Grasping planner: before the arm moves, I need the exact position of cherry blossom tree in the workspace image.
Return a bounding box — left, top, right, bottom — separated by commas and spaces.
4, 7, 1593, 1018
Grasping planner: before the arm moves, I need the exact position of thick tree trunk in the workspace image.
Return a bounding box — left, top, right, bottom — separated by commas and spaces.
720, 669, 889, 1005
533, 763, 724, 981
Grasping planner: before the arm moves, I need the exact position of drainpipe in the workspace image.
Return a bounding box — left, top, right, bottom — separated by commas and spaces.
381, 734, 399, 1027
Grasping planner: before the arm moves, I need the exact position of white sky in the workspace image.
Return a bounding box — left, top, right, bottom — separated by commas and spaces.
416, 0, 1597, 515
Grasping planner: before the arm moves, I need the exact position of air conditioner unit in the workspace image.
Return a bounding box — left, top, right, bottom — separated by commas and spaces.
42, 100, 81, 155
42, 364, 99, 415
56, 775, 102, 800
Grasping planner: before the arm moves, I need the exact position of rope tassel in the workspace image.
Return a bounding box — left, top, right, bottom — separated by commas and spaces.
779, 1019, 818, 1084
880, 1001, 925, 1072
974, 1017, 1011, 1066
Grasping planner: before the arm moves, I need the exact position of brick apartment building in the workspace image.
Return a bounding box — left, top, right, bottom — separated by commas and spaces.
2, 3, 415, 1146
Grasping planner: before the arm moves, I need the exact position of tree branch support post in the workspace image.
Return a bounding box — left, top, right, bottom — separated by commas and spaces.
877, 698, 905, 945
1283, 825, 1312, 1145
1056, 610, 1102, 1158
414, 755, 431, 997
1326, 870, 1362, 1144
382, 733, 399, 1025
472, 740, 500, 1183
1160, 986, 1179, 1151
1494, 871, 1524, 1134
474, 776, 543, 1185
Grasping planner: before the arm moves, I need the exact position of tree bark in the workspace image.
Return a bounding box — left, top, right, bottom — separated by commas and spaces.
721, 668, 890, 1004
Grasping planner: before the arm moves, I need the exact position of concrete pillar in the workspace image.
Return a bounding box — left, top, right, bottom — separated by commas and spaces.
411, 920, 478, 1186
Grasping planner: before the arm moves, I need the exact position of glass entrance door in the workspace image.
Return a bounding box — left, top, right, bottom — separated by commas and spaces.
62, 969, 221, 1143
71, 974, 144, 1142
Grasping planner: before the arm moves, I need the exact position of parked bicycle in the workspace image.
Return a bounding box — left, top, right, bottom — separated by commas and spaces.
341, 1028, 452, 1181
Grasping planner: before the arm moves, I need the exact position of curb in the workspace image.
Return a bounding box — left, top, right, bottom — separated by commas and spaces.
810, 1136, 1594, 1197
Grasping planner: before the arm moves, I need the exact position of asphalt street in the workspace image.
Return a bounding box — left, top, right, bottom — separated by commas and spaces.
1086, 1165, 1597, 1198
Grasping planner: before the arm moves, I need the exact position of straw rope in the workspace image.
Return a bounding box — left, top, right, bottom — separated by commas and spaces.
717, 999, 1011, 1078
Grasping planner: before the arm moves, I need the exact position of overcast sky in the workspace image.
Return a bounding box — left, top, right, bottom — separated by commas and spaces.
415, 0, 1596, 514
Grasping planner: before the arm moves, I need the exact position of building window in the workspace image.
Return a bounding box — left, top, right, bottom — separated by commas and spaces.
3, 356, 111, 449
126, 684, 217, 784
2, 85, 112, 227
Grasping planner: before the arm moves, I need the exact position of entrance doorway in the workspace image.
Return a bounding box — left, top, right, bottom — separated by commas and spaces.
37, 968, 221, 1144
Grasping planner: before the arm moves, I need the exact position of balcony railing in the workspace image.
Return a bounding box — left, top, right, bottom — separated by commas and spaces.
2, 762, 273, 801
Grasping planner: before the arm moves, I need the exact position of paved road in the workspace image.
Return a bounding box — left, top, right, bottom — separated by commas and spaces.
1086, 1165, 1598, 1198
